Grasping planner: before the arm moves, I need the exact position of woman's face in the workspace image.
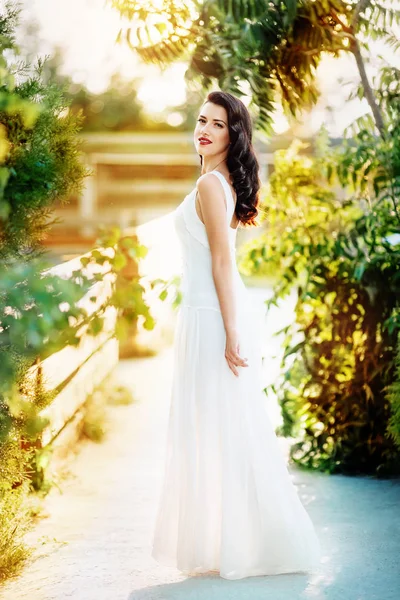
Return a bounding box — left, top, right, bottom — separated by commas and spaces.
194, 101, 230, 159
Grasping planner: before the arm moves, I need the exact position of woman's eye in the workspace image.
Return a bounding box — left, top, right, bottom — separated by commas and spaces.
197, 118, 206, 123
215, 123, 223, 128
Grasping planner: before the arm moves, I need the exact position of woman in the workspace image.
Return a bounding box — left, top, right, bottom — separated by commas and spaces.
151, 90, 321, 580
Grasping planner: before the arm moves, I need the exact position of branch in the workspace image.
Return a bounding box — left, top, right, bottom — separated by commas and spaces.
351, 0, 371, 28
352, 40, 386, 134
350, 1, 386, 136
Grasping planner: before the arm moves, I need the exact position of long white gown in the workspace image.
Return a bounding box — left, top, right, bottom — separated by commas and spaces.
151, 170, 321, 580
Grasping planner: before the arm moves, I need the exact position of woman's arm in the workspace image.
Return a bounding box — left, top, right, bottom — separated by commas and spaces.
196, 173, 248, 377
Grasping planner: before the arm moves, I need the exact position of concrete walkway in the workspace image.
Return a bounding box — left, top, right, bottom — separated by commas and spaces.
0, 347, 399, 600
1, 285, 400, 600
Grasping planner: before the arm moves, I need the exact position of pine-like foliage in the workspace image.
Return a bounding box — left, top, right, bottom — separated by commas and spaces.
0, 2, 88, 260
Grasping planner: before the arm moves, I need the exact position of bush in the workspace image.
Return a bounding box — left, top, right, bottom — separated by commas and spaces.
386, 334, 400, 450
245, 130, 400, 476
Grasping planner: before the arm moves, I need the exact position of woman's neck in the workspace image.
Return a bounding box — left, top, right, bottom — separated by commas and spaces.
201, 155, 228, 175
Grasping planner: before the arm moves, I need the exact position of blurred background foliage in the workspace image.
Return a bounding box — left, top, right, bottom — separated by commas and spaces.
28, 43, 201, 133
39, 50, 189, 132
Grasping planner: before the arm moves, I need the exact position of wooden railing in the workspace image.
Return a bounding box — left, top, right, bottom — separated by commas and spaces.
26, 249, 119, 456
25, 210, 182, 456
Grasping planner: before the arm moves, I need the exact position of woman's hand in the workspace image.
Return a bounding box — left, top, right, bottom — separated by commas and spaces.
225, 330, 249, 377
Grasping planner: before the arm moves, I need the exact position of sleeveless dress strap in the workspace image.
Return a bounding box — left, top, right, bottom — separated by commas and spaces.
208, 170, 236, 222
179, 171, 237, 251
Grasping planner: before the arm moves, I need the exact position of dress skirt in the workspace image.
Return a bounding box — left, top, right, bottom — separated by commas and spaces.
151, 296, 321, 580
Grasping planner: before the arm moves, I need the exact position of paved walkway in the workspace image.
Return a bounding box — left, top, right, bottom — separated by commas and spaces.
1, 301, 399, 599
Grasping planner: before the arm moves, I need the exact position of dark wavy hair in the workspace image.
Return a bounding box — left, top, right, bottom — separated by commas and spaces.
199, 90, 261, 226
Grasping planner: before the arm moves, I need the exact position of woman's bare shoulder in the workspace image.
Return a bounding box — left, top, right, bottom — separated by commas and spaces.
196, 172, 221, 189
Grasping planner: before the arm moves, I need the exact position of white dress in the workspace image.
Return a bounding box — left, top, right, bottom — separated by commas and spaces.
151, 170, 321, 580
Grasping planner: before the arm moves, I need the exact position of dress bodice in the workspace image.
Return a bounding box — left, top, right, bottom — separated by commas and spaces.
174, 170, 245, 311
175, 170, 238, 249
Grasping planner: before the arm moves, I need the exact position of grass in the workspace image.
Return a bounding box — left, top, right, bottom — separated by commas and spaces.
0, 483, 33, 583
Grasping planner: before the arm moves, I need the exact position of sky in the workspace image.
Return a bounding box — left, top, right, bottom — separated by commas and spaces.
10, 0, 400, 137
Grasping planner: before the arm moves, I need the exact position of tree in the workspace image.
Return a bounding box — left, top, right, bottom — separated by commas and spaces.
110, 1, 399, 134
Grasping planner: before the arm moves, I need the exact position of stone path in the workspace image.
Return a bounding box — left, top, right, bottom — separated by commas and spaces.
1, 294, 399, 600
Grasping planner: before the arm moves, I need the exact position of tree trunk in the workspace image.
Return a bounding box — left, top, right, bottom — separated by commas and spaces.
351, 0, 386, 136
351, 40, 386, 136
